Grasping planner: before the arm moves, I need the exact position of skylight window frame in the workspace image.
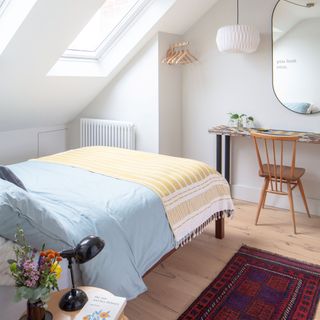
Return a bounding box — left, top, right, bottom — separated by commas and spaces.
0, 0, 10, 17
63, 0, 154, 60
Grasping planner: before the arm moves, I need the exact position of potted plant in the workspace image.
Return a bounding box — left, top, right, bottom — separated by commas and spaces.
8, 228, 62, 320
228, 113, 255, 128
245, 116, 255, 128
228, 113, 247, 128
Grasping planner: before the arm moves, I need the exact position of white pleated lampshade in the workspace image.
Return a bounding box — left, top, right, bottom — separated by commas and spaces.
216, 25, 260, 53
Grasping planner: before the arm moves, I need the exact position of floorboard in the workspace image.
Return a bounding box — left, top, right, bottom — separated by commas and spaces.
126, 200, 320, 319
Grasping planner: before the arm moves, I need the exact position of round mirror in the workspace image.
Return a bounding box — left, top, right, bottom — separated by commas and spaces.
272, 0, 320, 114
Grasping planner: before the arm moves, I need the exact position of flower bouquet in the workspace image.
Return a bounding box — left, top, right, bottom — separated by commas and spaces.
8, 227, 62, 320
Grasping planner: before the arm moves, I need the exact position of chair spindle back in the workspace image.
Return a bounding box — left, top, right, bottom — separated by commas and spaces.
251, 132, 299, 193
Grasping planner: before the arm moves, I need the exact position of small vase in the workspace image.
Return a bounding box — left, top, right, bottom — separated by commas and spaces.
237, 119, 243, 129
27, 299, 45, 320
228, 119, 237, 127
246, 119, 254, 128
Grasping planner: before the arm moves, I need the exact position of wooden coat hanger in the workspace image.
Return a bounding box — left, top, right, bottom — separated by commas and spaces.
162, 41, 198, 65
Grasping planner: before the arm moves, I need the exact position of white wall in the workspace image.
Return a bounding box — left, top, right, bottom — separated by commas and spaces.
68, 37, 160, 153
0, 0, 105, 131
274, 18, 320, 110
0, 0, 218, 133
68, 33, 183, 156
182, 0, 320, 214
158, 32, 182, 157
0, 126, 66, 165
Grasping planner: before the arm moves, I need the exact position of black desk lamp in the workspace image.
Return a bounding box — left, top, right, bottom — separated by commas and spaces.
59, 235, 105, 312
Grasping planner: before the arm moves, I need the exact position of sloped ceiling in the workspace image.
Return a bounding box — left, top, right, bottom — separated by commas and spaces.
0, 0, 219, 131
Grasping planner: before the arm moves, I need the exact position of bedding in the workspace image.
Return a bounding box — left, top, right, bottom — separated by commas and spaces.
0, 147, 233, 299
0, 163, 174, 299
0, 166, 26, 190
284, 103, 320, 114
308, 104, 320, 113
37, 147, 233, 246
284, 102, 311, 113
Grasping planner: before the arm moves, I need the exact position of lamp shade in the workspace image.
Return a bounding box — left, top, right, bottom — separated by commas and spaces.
74, 235, 105, 264
216, 25, 260, 53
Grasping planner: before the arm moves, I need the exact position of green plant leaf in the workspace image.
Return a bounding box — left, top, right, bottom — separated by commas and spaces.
9, 262, 17, 273
7, 259, 17, 264
15, 286, 51, 303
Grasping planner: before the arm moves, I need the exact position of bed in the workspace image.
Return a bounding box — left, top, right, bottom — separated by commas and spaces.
0, 146, 233, 312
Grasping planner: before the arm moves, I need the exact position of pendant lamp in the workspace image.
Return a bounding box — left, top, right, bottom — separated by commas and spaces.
216, 0, 260, 53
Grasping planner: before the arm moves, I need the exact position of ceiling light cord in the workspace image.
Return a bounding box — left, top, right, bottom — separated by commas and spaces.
283, 0, 315, 8
237, 0, 239, 24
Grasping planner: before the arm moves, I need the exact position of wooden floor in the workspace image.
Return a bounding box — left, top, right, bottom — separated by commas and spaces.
126, 200, 320, 320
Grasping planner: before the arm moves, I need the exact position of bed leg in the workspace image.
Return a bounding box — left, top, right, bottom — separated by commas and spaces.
215, 218, 225, 239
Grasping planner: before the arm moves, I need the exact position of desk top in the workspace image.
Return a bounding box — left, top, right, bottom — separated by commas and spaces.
47, 287, 128, 320
208, 125, 320, 144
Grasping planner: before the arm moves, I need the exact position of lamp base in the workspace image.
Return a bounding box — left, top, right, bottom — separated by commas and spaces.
59, 288, 88, 312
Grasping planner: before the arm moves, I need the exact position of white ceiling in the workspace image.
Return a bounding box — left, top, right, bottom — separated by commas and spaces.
0, 0, 219, 132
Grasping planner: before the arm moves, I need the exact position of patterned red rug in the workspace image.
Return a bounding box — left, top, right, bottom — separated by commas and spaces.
178, 246, 320, 320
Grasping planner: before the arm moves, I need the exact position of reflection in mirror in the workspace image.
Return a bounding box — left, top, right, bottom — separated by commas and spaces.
272, 0, 320, 114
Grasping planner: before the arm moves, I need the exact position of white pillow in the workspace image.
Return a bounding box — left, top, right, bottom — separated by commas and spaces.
307, 104, 320, 114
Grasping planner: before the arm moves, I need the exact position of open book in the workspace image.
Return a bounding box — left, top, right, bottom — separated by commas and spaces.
75, 291, 127, 320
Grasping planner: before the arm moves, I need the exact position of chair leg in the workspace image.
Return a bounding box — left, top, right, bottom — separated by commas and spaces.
297, 179, 311, 218
287, 182, 297, 234
262, 179, 269, 209
255, 178, 269, 225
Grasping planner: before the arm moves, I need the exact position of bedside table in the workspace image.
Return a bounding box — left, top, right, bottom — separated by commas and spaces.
47, 286, 128, 320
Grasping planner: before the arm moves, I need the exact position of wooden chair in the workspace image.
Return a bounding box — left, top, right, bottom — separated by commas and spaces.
251, 131, 311, 234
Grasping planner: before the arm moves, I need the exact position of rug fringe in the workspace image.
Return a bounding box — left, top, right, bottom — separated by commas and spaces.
240, 244, 320, 271
176, 209, 233, 248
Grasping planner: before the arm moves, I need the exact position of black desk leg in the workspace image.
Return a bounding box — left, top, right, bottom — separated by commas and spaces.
224, 135, 231, 183
216, 134, 222, 174
215, 134, 224, 239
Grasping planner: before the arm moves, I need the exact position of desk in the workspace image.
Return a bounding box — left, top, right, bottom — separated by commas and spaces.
208, 125, 320, 182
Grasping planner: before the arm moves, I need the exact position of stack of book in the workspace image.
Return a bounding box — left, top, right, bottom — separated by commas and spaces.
75, 291, 126, 320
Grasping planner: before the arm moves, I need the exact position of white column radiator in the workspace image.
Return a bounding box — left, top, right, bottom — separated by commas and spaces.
80, 118, 136, 150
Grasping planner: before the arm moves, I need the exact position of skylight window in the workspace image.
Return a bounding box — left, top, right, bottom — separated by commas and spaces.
64, 0, 152, 59
0, 0, 10, 17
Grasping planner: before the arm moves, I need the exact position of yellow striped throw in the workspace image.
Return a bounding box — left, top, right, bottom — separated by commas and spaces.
37, 147, 234, 246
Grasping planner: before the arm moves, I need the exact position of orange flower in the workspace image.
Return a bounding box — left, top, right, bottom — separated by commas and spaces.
48, 253, 55, 260
43, 250, 50, 256
40, 251, 46, 257
57, 256, 62, 262
100, 311, 110, 318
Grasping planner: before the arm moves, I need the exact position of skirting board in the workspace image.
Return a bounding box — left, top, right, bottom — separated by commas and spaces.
232, 184, 320, 216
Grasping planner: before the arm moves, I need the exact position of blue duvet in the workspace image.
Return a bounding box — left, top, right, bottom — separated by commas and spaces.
0, 161, 175, 299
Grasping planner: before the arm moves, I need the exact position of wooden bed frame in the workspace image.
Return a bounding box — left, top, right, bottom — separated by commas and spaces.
144, 218, 224, 276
